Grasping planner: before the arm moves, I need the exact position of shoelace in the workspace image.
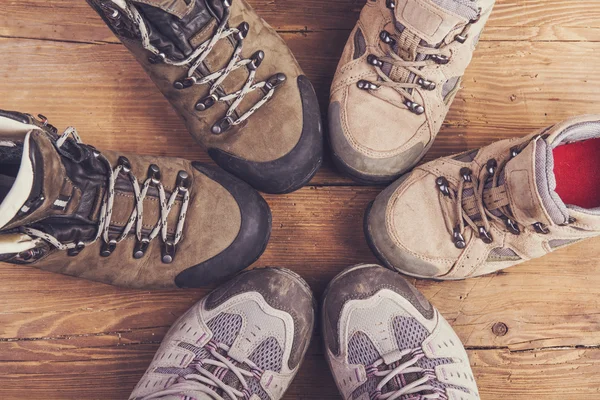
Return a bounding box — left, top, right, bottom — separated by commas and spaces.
366, 349, 444, 400
23, 126, 191, 262
357, 0, 480, 115
436, 136, 554, 249
143, 340, 262, 400
107, 0, 285, 134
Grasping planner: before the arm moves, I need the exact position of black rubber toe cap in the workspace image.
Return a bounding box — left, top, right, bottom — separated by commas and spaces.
208, 75, 324, 194
174, 163, 272, 288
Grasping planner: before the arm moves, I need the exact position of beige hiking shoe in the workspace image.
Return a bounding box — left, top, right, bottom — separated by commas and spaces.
365, 115, 600, 280
329, 0, 495, 184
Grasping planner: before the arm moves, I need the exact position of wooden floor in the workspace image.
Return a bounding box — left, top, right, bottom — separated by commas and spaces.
1, 0, 600, 398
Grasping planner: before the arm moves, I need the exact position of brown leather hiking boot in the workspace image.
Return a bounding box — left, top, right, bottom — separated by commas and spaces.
365, 115, 600, 280
329, 0, 495, 184
0, 110, 271, 289
87, 0, 323, 194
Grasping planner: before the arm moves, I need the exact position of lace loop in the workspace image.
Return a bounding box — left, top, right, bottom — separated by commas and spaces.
368, 349, 444, 400
23, 127, 190, 262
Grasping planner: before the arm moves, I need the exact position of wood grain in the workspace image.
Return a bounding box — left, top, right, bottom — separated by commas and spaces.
1, 0, 600, 399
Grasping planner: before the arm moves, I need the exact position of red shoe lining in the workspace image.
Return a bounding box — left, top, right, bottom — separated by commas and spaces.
553, 137, 600, 209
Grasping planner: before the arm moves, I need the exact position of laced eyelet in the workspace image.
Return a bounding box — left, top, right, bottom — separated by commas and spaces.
533, 222, 550, 234
133, 238, 150, 259
455, 34, 467, 44
504, 218, 521, 235
357, 80, 379, 91
235, 22, 250, 40
453, 226, 466, 249
147, 164, 161, 184
176, 171, 191, 191
195, 94, 219, 111
148, 53, 166, 64
118, 156, 132, 173
460, 167, 472, 182
174, 76, 197, 90
405, 100, 425, 115
212, 116, 234, 134
417, 78, 436, 91
380, 31, 396, 46
386, 0, 396, 9
68, 241, 85, 257
568, 217, 577, 224
100, 239, 117, 257
431, 54, 450, 65
247, 50, 265, 71
367, 54, 384, 68
478, 227, 493, 244
436, 177, 451, 197
486, 159, 497, 176
162, 241, 177, 264
265, 73, 287, 91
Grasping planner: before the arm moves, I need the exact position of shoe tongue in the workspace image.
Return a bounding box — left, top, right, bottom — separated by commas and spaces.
502, 138, 570, 226
0, 131, 70, 230
131, 0, 223, 59
394, 0, 478, 45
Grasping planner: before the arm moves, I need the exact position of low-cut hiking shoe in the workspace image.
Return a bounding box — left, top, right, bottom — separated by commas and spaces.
0, 110, 271, 289
366, 115, 600, 280
329, 0, 495, 184
129, 267, 316, 400
323, 264, 479, 400
87, 0, 323, 194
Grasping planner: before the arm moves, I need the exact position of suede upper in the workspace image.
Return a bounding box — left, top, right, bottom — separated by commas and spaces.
329, 0, 495, 182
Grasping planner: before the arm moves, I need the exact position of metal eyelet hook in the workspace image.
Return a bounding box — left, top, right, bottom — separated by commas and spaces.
162, 241, 177, 264
504, 218, 521, 235
453, 226, 466, 249
133, 238, 150, 259
478, 227, 493, 244
100, 239, 117, 257
386, 0, 396, 9
38, 114, 49, 126
195, 94, 219, 111
436, 177, 451, 197
212, 116, 234, 135
174, 76, 197, 90
367, 55, 384, 68
486, 159, 497, 176
455, 34, 467, 44
176, 171, 190, 191
417, 78, 436, 91
533, 222, 550, 234
118, 156, 132, 173
247, 50, 265, 71
380, 31, 396, 46
68, 241, 85, 257
147, 164, 161, 185
510, 146, 521, 158
235, 22, 250, 41
357, 80, 379, 91
431, 54, 450, 65
148, 53, 166, 64
265, 73, 287, 91
460, 167, 472, 183
405, 100, 425, 115
223, 0, 233, 8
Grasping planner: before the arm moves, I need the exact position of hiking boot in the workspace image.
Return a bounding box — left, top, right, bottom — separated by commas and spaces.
129, 267, 316, 400
365, 115, 600, 280
87, 0, 323, 194
0, 109, 271, 289
329, 0, 495, 184
323, 264, 479, 399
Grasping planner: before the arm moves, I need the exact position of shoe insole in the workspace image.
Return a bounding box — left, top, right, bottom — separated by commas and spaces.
553, 137, 600, 209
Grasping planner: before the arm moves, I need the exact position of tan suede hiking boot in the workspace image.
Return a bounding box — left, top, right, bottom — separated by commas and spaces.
0, 110, 271, 289
365, 115, 600, 280
129, 267, 315, 400
87, 0, 323, 194
329, 0, 495, 184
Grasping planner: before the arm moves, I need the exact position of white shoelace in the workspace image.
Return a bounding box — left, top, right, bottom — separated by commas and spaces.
23, 127, 190, 257
143, 341, 261, 400
367, 349, 443, 400
110, 0, 280, 132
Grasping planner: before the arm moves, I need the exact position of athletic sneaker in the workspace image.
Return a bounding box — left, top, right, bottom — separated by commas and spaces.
366, 115, 600, 279
129, 267, 316, 399
323, 264, 479, 400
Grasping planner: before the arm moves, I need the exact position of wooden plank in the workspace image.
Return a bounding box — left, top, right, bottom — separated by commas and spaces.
1, 336, 599, 399
2, 186, 600, 351
1, 0, 600, 43
0, 36, 599, 185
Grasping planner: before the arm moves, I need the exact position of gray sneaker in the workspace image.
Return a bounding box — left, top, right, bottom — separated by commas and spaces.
129, 268, 315, 400
323, 264, 479, 400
